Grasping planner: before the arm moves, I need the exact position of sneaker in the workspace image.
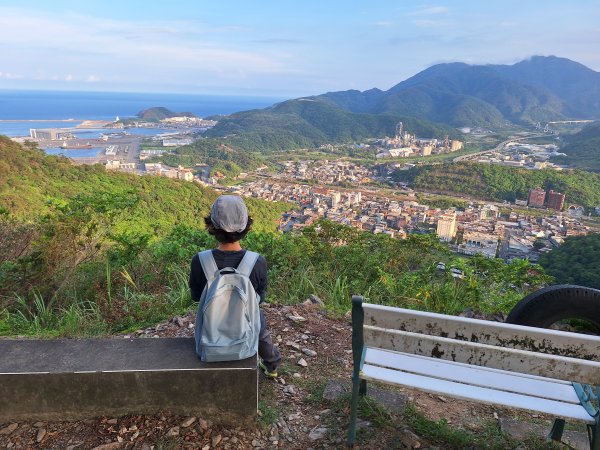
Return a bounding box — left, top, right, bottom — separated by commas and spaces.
259, 360, 278, 378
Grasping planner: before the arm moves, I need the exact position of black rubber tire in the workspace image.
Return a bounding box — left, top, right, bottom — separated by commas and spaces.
506, 284, 600, 329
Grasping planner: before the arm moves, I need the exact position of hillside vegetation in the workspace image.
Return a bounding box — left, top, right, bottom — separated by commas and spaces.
0, 136, 281, 234
0, 137, 549, 338
393, 162, 600, 209
157, 137, 265, 178
539, 234, 600, 289
555, 122, 600, 171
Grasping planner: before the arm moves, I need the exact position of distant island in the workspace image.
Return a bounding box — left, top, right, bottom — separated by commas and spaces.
137, 107, 197, 121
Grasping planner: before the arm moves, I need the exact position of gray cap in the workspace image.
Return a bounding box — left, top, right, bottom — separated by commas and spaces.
210, 195, 248, 232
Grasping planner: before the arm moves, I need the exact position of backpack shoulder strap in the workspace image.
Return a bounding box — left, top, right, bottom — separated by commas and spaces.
198, 250, 219, 282
236, 250, 259, 277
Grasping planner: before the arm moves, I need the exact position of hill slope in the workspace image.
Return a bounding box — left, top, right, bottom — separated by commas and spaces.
0, 136, 282, 234
554, 122, 600, 171
205, 98, 461, 152
393, 162, 600, 209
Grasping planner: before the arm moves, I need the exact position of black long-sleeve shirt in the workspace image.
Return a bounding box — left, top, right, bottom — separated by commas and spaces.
188, 249, 268, 303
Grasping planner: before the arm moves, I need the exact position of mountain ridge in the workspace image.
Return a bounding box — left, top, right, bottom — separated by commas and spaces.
206, 56, 600, 150
316, 55, 599, 127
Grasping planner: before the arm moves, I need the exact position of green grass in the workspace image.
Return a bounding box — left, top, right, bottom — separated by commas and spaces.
402, 403, 562, 449
257, 396, 282, 427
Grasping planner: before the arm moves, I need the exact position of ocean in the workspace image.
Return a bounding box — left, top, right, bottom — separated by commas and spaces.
0, 90, 284, 137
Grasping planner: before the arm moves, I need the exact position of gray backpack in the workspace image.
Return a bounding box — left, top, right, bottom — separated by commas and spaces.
194, 250, 261, 362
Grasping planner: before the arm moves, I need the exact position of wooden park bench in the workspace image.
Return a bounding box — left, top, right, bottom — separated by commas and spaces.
347, 296, 600, 449
0, 337, 257, 426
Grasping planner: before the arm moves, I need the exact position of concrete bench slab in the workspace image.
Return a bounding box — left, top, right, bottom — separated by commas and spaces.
0, 338, 257, 426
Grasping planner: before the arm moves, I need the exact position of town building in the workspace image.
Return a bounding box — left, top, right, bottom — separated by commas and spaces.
528, 187, 546, 208
457, 231, 498, 258
437, 213, 457, 241
547, 190, 565, 211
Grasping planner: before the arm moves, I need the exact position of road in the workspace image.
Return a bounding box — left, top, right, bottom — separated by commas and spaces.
453, 133, 545, 162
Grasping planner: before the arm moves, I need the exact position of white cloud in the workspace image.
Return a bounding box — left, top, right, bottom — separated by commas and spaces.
374, 21, 393, 28
410, 6, 448, 16
0, 71, 23, 79
86, 75, 100, 82
0, 6, 288, 86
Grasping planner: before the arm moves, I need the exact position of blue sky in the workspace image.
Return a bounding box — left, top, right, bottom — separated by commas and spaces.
0, 0, 599, 96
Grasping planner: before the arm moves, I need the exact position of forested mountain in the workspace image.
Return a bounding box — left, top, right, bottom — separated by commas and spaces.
555, 122, 600, 171
318, 56, 600, 127
205, 56, 599, 150
490, 56, 600, 118
393, 162, 600, 209
205, 98, 461, 152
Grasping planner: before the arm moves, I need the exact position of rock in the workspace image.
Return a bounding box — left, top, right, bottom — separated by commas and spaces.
323, 380, 349, 401
499, 418, 545, 442
251, 439, 261, 446
230, 437, 238, 444
499, 418, 589, 450
293, 372, 302, 378
308, 426, 328, 441
36, 428, 47, 443
300, 334, 309, 340
563, 430, 592, 450
0, 423, 18, 435
356, 419, 371, 430
286, 314, 306, 323
297, 358, 308, 367
202, 446, 210, 450
437, 395, 447, 403
212, 434, 222, 446
33, 421, 45, 428
318, 409, 331, 415
90, 443, 123, 450
302, 348, 317, 357
399, 429, 422, 449
175, 316, 185, 327
198, 418, 209, 430
166, 426, 179, 437
288, 413, 301, 420
286, 341, 301, 351
283, 385, 297, 395
323, 379, 408, 413
107, 418, 118, 425
181, 417, 196, 428
188, 323, 194, 329
309, 294, 325, 306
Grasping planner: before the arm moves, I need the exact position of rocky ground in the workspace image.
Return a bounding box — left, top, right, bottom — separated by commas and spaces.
0, 301, 591, 449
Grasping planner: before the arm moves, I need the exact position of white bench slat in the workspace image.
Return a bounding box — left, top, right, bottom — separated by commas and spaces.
361, 364, 595, 424
364, 325, 600, 385
363, 304, 600, 360
364, 348, 581, 404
